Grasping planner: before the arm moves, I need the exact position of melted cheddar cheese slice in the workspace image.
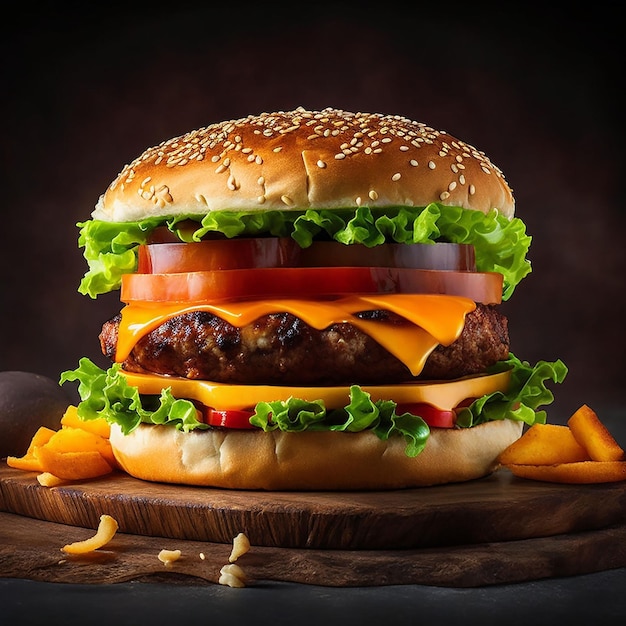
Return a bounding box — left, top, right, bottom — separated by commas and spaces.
117, 294, 476, 377
121, 369, 512, 412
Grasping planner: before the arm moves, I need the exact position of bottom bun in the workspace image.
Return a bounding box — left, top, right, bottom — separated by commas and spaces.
109, 420, 523, 490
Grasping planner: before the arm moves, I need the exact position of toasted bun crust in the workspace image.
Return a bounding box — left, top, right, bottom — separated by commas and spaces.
109, 420, 523, 490
94, 107, 514, 223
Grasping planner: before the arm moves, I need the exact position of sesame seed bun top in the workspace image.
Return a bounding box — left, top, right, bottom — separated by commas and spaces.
92, 107, 515, 223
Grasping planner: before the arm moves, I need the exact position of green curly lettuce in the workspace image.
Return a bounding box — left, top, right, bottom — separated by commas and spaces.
60, 353, 566, 459
77, 203, 532, 300
455, 354, 568, 427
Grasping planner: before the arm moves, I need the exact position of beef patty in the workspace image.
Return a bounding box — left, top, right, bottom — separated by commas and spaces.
100, 304, 509, 386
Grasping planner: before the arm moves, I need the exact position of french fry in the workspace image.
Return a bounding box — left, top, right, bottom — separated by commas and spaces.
6, 426, 56, 472
34, 446, 113, 481
37, 472, 67, 487
61, 405, 110, 439
568, 405, 625, 462
25, 426, 57, 453
507, 461, 626, 484
45, 427, 117, 469
499, 423, 590, 466
62, 514, 119, 554
6, 455, 44, 472
6, 411, 118, 484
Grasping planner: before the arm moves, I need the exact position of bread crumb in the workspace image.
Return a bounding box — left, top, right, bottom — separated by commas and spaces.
229, 532, 251, 563
219, 563, 247, 588
158, 549, 182, 566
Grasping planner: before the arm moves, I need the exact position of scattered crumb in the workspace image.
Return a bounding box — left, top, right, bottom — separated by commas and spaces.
219, 563, 247, 588
158, 549, 182, 566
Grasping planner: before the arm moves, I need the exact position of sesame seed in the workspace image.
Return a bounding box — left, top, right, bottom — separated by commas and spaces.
281, 195, 294, 206
317, 160, 327, 168
448, 181, 457, 191
335, 153, 346, 160
356, 196, 362, 206
391, 173, 401, 181
257, 176, 265, 185
469, 184, 476, 195
440, 191, 451, 200
369, 190, 379, 200
459, 174, 466, 185
409, 159, 418, 167
428, 161, 436, 169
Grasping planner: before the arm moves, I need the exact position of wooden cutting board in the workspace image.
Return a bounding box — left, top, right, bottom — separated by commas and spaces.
1, 465, 625, 587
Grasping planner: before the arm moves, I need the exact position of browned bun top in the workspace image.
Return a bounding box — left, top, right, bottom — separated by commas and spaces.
93, 107, 515, 223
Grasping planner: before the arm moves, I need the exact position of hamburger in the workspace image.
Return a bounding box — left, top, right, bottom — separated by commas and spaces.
61, 107, 567, 490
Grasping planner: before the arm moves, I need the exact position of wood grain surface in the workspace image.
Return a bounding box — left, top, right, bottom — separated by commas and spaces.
1, 465, 625, 587
1, 466, 625, 549
2, 511, 625, 588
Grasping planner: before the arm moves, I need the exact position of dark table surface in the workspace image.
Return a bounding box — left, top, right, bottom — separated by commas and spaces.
2, 569, 626, 626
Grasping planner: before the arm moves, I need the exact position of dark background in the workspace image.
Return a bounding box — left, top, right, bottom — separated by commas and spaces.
1, 3, 623, 424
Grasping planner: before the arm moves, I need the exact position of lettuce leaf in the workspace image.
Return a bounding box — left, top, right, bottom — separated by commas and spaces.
455, 354, 568, 427
77, 203, 531, 300
251, 388, 430, 457
59, 358, 205, 435
60, 352, 566, 458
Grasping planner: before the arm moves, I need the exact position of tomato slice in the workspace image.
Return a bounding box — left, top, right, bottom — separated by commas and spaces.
396, 403, 457, 428
205, 408, 255, 429
137, 239, 476, 274
137, 238, 301, 273
121, 267, 502, 304
396, 398, 477, 428
208, 404, 456, 429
